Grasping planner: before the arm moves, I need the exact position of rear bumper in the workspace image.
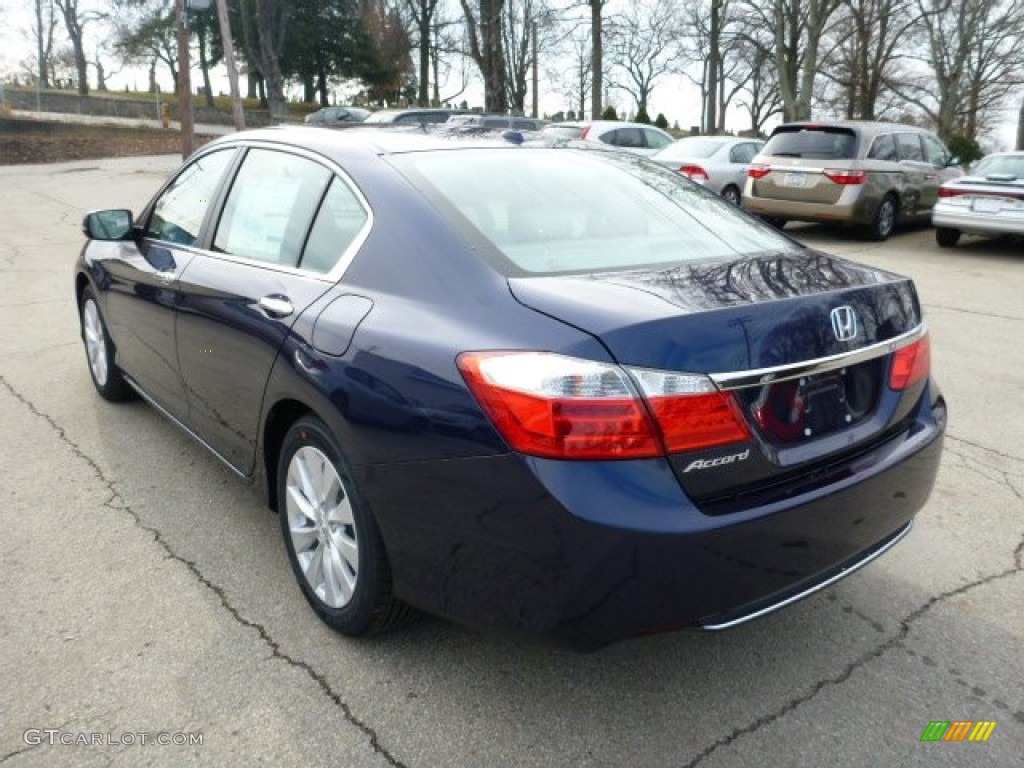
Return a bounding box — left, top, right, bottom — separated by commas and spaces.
362, 388, 944, 647
932, 204, 1024, 237
742, 189, 874, 225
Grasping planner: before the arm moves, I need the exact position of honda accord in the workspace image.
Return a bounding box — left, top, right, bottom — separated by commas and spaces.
75, 127, 945, 647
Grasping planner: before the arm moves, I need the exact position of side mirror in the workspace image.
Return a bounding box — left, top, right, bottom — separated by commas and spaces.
947, 156, 961, 168
83, 209, 134, 241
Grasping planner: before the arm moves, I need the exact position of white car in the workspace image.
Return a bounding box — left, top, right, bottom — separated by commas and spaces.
933, 151, 1024, 247
651, 136, 765, 205
541, 121, 674, 156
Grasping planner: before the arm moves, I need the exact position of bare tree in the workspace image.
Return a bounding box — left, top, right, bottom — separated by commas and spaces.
734, 42, 784, 133
739, 0, 842, 121
403, 0, 442, 105
32, 0, 59, 88
549, 25, 591, 117
819, 0, 916, 119
606, 0, 681, 117
502, 0, 557, 113
255, 0, 289, 117
53, 0, 102, 94
460, 0, 508, 111
894, 0, 1024, 140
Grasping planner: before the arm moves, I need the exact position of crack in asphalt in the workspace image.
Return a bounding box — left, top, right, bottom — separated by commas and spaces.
680, 536, 1024, 768
946, 432, 1024, 466
0, 373, 409, 768
0, 742, 44, 765
923, 302, 1024, 324
945, 445, 1024, 502
901, 647, 1024, 724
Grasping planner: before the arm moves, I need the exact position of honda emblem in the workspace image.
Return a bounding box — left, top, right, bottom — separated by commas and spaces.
830, 306, 859, 342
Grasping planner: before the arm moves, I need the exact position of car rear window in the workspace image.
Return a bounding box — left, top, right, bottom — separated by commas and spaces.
542, 125, 585, 140
655, 138, 725, 160
392, 148, 796, 276
763, 126, 858, 159
972, 154, 1024, 178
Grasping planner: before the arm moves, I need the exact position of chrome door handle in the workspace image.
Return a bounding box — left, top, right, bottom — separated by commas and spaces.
258, 295, 294, 318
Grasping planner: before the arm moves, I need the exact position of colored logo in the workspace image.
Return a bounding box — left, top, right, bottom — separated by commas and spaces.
920, 720, 997, 742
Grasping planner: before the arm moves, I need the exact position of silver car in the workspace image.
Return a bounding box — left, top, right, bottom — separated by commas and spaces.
932, 151, 1024, 247
541, 121, 674, 156
651, 136, 764, 205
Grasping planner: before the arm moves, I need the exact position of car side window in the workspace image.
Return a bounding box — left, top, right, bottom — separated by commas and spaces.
212, 149, 331, 268
613, 128, 644, 148
896, 133, 925, 162
300, 177, 370, 274
921, 134, 949, 167
867, 134, 898, 162
730, 143, 758, 163
643, 128, 672, 150
146, 149, 235, 246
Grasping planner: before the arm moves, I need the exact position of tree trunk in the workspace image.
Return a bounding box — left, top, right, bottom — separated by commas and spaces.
590, 0, 603, 119
418, 12, 430, 106
706, 0, 720, 134
197, 25, 215, 108
255, 0, 287, 118
35, 0, 50, 88
316, 68, 329, 106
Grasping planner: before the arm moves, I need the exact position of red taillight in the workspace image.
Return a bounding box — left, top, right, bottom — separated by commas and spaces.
457, 352, 750, 460
580, 126, 591, 139
937, 186, 959, 198
889, 335, 931, 390
823, 169, 867, 185
748, 165, 771, 179
678, 164, 710, 182
646, 392, 751, 453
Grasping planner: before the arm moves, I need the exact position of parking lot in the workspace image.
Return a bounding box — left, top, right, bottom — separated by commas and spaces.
0, 155, 1021, 767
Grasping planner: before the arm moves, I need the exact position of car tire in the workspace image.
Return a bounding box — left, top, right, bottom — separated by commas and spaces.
867, 195, 898, 241
936, 227, 961, 248
80, 286, 133, 402
277, 415, 416, 636
721, 185, 741, 206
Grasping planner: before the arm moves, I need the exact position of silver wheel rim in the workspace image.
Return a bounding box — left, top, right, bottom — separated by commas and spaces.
285, 445, 359, 608
83, 299, 109, 387
878, 201, 895, 237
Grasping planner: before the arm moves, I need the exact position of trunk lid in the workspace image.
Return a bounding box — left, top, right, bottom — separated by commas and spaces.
509, 251, 926, 511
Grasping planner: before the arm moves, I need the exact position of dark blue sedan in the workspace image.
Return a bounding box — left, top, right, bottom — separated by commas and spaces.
75, 127, 945, 647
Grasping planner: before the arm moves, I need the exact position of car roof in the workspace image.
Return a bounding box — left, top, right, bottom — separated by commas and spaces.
202, 125, 525, 160
774, 120, 936, 137
551, 120, 666, 131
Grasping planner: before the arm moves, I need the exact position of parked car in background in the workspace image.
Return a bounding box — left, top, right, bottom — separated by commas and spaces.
932, 151, 1024, 247
541, 120, 674, 155
743, 121, 961, 240
364, 107, 465, 125
447, 114, 548, 131
304, 106, 370, 126
76, 128, 944, 648
652, 136, 764, 205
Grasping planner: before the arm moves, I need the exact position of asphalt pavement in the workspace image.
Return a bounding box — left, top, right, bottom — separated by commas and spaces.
0, 155, 1021, 767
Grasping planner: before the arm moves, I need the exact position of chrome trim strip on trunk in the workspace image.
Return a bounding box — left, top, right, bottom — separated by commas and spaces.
700, 521, 913, 631
710, 324, 925, 391
123, 375, 248, 478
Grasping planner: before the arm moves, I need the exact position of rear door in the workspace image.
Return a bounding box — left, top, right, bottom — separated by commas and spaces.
175, 147, 370, 472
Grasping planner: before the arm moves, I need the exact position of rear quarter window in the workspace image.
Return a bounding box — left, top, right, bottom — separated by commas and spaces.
867, 134, 898, 162
763, 126, 858, 159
